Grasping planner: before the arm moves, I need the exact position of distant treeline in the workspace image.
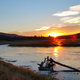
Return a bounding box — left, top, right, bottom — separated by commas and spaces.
0, 35, 54, 41
0, 33, 80, 41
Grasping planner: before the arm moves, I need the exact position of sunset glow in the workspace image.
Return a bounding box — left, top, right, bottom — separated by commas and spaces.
53, 47, 62, 57
53, 48, 59, 57
48, 32, 62, 37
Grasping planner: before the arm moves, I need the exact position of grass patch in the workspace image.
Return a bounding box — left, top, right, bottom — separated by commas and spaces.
9, 39, 80, 47
9, 40, 58, 47
60, 39, 80, 46
0, 60, 58, 80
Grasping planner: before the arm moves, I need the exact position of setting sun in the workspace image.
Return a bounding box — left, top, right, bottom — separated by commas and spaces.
48, 32, 62, 37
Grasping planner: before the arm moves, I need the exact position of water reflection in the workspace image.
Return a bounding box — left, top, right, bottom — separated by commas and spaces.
53, 46, 62, 57
1, 45, 80, 80
54, 48, 59, 57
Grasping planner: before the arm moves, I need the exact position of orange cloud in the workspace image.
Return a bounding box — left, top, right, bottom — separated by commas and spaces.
18, 31, 22, 33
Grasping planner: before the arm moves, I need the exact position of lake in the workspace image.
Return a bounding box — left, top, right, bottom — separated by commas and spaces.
0, 44, 80, 80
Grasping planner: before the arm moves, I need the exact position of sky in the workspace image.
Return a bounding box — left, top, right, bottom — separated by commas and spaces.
0, 0, 80, 36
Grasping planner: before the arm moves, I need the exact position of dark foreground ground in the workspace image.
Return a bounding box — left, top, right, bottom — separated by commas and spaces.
0, 60, 58, 80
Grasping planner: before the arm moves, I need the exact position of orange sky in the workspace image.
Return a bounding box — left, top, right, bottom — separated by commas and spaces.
10, 25, 80, 37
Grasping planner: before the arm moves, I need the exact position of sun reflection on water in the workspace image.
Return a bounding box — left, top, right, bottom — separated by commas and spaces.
53, 46, 62, 57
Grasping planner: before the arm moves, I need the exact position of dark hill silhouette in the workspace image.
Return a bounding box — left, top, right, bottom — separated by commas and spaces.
0, 32, 20, 37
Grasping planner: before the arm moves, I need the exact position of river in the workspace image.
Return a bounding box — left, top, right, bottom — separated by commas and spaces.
0, 44, 80, 80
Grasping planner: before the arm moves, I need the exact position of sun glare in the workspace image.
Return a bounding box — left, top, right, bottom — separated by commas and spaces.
48, 32, 61, 37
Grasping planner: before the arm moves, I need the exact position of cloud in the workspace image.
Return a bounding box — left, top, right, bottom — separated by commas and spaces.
52, 24, 66, 29
60, 17, 73, 21
60, 17, 80, 23
53, 11, 79, 17
18, 31, 22, 33
53, 5, 80, 17
70, 5, 80, 11
55, 25, 80, 35
35, 26, 50, 31
57, 24, 66, 28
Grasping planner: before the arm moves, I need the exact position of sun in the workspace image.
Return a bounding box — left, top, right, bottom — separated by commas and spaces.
48, 32, 61, 37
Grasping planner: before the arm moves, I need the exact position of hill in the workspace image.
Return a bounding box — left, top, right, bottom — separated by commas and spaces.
0, 32, 21, 37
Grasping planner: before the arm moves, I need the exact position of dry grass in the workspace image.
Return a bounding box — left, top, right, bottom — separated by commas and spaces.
9, 39, 80, 47
0, 60, 58, 80
9, 40, 57, 47
59, 39, 80, 46
1, 39, 80, 47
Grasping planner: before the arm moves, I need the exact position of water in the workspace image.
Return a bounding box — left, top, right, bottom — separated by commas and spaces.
0, 44, 80, 80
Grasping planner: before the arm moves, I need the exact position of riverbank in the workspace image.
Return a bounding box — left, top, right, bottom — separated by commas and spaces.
0, 60, 58, 80
0, 39, 80, 47
9, 40, 58, 47
9, 39, 80, 47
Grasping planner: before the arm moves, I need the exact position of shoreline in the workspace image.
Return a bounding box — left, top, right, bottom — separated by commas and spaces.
0, 39, 80, 47
0, 60, 58, 80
